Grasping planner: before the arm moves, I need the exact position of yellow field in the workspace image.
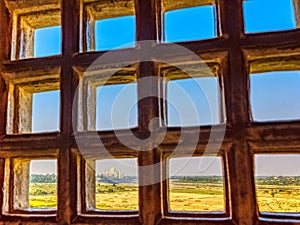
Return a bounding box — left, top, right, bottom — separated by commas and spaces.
256, 185, 300, 212
95, 183, 138, 210
29, 181, 300, 212
169, 181, 224, 211
96, 191, 138, 210
29, 183, 57, 208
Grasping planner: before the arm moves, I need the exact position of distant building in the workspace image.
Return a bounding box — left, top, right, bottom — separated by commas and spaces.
101, 167, 124, 178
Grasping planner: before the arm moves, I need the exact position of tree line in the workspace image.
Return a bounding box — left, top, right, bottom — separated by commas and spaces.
30, 174, 57, 183
171, 176, 223, 184
255, 176, 300, 185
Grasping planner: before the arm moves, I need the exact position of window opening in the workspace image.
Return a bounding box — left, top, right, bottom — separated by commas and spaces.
169, 156, 225, 212
164, 5, 217, 42
34, 26, 61, 58
255, 154, 300, 213
250, 71, 300, 122
243, 0, 296, 33
32, 90, 60, 133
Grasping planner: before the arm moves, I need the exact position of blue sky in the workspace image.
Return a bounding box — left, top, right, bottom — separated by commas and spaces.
250, 71, 300, 122
34, 26, 61, 58
243, 0, 296, 33
255, 154, 300, 176
30, 0, 300, 176
170, 156, 223, 176
167, 77, 220, 126
95, 16, 135, 51
164, 5, 216, 42
96, 83, 138, 130
32, 90, 60, 132
31, 160, 57, 174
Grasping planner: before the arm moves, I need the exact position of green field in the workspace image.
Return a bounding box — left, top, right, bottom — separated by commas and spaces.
29, 176, 300, 212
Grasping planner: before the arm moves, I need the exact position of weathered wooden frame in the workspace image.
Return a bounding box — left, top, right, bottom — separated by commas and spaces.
0, 0, 300, 224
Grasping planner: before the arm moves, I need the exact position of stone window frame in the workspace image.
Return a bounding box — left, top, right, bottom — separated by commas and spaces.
5, 0, 61, 60
80, 0, 136, 52
2, 67, 60, 134
1, 149, 58, 215
249, 144, 300, 220
80, 154, 139, 214
74, 65, 137, 131
244, 47, 300, 123
74, 52, 227, 216
162, 149, 231, 218
160, 55, 227, 126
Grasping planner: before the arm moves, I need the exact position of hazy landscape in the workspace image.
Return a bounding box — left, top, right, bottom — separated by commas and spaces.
29, 174, 300, 212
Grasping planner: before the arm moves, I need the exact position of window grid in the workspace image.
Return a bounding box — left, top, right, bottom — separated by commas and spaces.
0, 0, 300, 225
